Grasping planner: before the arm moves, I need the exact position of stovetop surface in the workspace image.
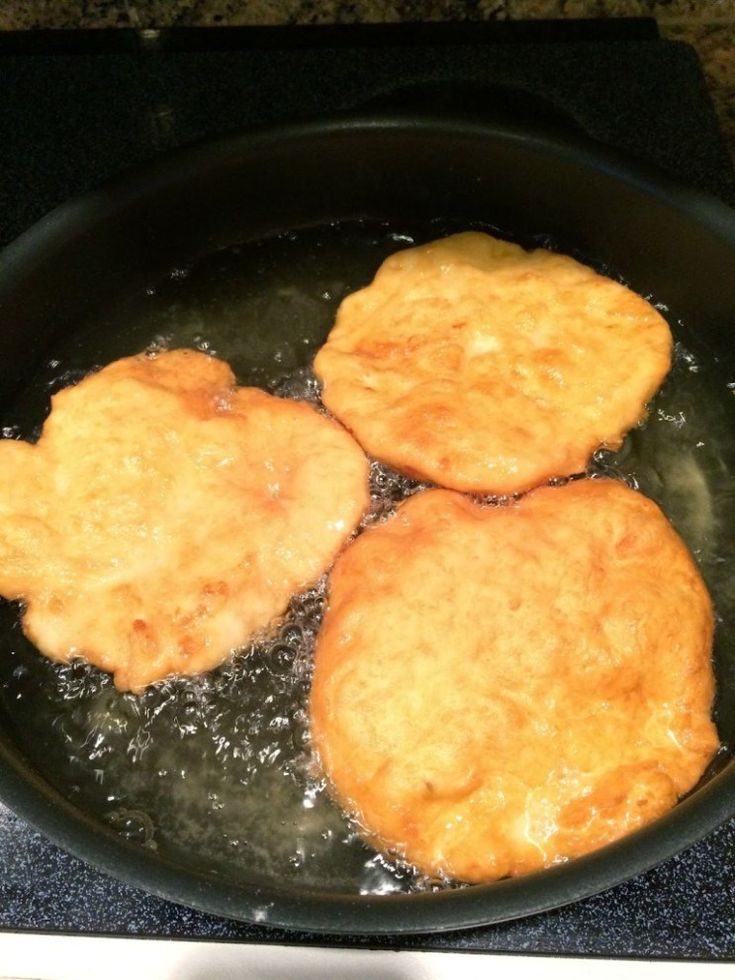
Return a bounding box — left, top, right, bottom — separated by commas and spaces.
1, 18, 734, 958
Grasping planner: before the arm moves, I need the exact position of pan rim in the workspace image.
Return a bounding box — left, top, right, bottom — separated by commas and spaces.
2, 111, 735, 274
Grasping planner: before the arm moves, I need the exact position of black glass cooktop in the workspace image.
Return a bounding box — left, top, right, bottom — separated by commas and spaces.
1, 17, 734, 958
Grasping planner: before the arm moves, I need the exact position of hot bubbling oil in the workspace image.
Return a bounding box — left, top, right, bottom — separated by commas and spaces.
1, 220, 734, 897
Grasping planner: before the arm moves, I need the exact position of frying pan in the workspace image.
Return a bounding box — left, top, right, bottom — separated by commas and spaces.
1, 113, 735, 936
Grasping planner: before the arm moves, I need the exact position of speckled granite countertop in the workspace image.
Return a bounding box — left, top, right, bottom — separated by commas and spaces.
0, 1, 733, 159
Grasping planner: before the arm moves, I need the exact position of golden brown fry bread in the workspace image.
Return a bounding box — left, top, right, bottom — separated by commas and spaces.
310, 480, 717, 883
314, 232, 672, 494
0, 349, 369, 691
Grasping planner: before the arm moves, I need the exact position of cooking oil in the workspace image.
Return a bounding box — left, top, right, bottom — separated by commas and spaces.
1, 219, 733, 895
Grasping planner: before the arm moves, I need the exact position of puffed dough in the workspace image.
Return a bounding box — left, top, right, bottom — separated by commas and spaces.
314, 232, 672, 493
0, 349, 369, 691
310, 479, 718, 882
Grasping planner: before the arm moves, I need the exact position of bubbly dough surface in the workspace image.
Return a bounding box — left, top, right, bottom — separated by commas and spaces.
314, 232, 673, 494
0, 349, 369, 691
310, 479, 717, 883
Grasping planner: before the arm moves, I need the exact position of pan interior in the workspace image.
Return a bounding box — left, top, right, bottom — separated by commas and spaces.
0, 218, 733, 898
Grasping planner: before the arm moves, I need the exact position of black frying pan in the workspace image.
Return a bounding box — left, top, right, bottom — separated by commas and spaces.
1, 114, 735, 935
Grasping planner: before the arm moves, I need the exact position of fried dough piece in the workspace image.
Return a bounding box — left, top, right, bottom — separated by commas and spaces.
0, 349, 369, 691
310, 480, 717, 883
314, 232, 673, 494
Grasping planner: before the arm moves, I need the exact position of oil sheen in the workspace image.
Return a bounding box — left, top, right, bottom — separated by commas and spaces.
0, 220, 733, 895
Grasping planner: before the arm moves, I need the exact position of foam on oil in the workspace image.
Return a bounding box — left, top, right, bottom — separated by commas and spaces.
1, 220, 734, 895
